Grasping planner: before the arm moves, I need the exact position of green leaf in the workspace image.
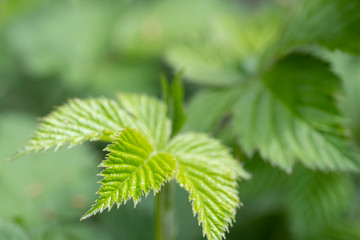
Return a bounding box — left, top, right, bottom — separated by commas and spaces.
233, 54, 360, 172
184, 88, 240, 133
81, 128, 176, 220
160, 72, 187, 136
10, 94, 172, 161
167, 133, 248, 240
117, 94, 171, 150
169, 72, 186, 136
321, 50, 360, 146
8, 98, 133, 160
284, 167, 353, 238
237, 156, 287, 200
160, 74, 170, 105
284, 0, 360, 52
313, 222, 360, 240
165, 7, 285, 86
0, 220, 29, 240
165, 44, 242, 86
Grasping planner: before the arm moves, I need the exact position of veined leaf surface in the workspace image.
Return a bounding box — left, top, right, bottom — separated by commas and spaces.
233, 54, 360, 172
10, 94, 172, 160
81, 128, 176, 220
118, 94, 171, 150
167, 133, 247, 240
10, 98, 133, 159
283, 0, 360, 52
285, 167, 353, 238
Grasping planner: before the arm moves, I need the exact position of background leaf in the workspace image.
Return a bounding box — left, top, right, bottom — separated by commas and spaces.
166, 7, 286, 86
284, 167, 354, 239
184, 88, 240, 133
283, 0, 360, 52
233, 54, 360, 172
320, 50, 360, 147
0, 220, 29, 240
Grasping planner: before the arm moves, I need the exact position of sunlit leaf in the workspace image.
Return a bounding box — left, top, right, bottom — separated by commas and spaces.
81, 128, 176, 220
167, 133, 248, 240
9, 98, 133, 160
117, 94, 171, 149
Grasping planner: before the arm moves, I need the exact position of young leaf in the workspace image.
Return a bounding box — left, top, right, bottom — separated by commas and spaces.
233, 54, 360, 172
9, 98, 133, 160
160, 72, 187, 136
10, 94, 172, 161
117, 94, 171, 150
81, 127, 176, 220
167, 133, 248, 240
169, 72, 186, 136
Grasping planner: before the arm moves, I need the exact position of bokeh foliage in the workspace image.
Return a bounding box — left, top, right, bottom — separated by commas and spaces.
1, 0, 360, 239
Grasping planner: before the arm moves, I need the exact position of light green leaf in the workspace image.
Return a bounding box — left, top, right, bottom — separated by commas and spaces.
166, 44, 242, 86
233, 54, 360, 172
165, 7, 285, 86
118, 94, 171, 149
283, 0, 360, 52
167, 133, 247, 240
9, 98, 133, 160
81, 127, 176, 220
10, 94, 173, 160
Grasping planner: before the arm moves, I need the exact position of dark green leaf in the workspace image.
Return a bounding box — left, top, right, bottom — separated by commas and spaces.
233, 53, 360, 172
284, 0, 360, 52
285, 167, 353, 238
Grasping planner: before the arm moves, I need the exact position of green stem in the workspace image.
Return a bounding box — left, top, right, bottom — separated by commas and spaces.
155, 181, 176, 240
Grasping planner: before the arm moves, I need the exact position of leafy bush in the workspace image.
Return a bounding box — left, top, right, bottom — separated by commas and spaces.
2, 0, 360, 239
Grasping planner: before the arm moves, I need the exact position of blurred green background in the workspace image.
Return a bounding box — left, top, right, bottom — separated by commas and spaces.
1, 0, 360, 239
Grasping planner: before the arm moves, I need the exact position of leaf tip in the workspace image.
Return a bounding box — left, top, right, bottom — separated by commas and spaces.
5, 151, 25, 162
80, 214, 90, 221
80, 209, 96, 221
